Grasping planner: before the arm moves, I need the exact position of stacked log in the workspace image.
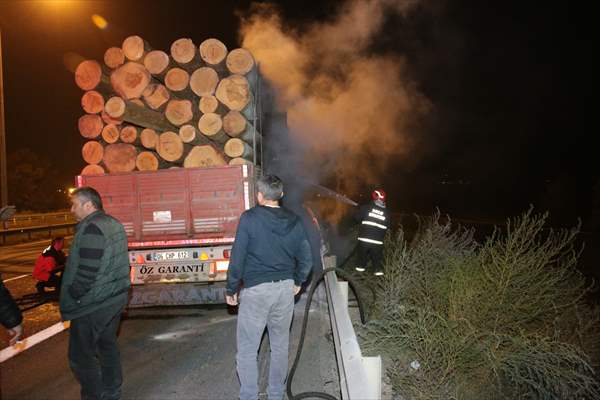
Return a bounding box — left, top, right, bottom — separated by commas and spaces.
74, 35, 260, 175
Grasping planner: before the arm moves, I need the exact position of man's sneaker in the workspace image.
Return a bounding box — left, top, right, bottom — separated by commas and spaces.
374, 271, 384, 276
355, 267, 366, 272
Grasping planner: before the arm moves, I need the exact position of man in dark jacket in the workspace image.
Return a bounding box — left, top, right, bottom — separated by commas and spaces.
226, 175, 313, 400
60, 187, 130, 400
1, 278, 23, 345
355, 189, 391, 276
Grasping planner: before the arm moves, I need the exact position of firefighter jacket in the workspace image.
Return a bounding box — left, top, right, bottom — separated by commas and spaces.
357, 201, 391, 245
32, 245, 66, 282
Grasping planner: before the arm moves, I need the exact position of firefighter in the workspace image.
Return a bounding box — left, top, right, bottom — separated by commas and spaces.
32, 237, 66, 294
355, 189, 390, 276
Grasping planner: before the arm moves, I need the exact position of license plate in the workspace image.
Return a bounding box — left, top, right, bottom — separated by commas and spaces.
152, 250, 192, 261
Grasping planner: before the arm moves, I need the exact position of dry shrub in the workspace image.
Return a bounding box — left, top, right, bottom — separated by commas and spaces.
359, 209, 600, 399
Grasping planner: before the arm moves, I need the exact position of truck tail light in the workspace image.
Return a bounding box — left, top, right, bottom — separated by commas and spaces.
216, 260, 229, 272
223, 249, 230, 259
208, 262, 216, 278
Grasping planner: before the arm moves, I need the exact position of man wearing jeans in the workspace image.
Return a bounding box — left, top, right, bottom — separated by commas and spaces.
226, 175, 313, 400
60, 187, 131, 400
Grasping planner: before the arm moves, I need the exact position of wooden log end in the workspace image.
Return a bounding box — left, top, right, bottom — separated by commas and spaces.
104, 47, 125, 69
140, 128, 159, 149
164, 67, 190, 92
103, 143, 137, 172
165, 99, 193, 126
142, 83, 170, 110
78, 114, 104, 139
190, 67, 219, 97
199, 38, 228, 66
82, 141, 104, 164
136, 151, 160, 171
105, 96, 126, 118
81, 164, 105, 175
170, 38, 197, 64
101, 124, 120, 144
183, 145, 227, 168
110, 62, 151, 100
81, 90, 105, 114
226, 48, 255, 75
156, 131, 185, 162
223, 110, 247, 136
120, 125, 139, 143
75, 60, 102, 91
122, 35, 145, 61
215, 74, 251, 111
143, 50, 170, 75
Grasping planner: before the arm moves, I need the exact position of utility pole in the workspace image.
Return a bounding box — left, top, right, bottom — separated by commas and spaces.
0, 27, 8, 208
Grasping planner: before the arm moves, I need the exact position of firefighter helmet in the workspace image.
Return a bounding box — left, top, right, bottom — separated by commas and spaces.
372, 189, 386, 202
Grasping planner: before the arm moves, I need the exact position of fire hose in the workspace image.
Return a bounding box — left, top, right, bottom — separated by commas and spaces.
286, 245, 369, 400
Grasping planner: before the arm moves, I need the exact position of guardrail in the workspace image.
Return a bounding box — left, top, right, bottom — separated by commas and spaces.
1, 211, 74, 229
322, 255, 381, 399
0, 222, 76, 245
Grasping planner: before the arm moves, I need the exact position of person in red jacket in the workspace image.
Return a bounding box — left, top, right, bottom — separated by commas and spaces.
32, 237, 66, 294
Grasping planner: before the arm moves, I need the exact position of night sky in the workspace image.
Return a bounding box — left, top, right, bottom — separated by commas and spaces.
0, 0, 594, 223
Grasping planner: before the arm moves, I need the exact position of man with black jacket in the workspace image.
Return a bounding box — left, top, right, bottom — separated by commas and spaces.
226, 175, 313, 400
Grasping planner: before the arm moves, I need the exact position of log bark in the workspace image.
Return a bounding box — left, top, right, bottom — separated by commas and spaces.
215, 74, 252, 113
110, 62, 151, 100
156, 131, 186, 163
136, 151, 163, 171
199, 38, 228, 70
130, 98, 145, 108
143, 50, 171, 76
103, 143, 137, 172
165, 99, 195, 126
101, 123, 120, 144
224, 138, 253, 160
198, 95, 226, 114
198, 113, 229, 144
82, 141, 104, 164
78, 114, 104, 139
223, 110, 261, 143
142, 83, 170, 110
170, 38, 202, 71
122, 35, 152, 62
189, 67, 219, 97
105, 96, 176, 132
183, 145, 227, 168
140, 128, 159, 149
81, 90, 105, 114
81, 164, 105, 175
178, 124, 210, 145
120, 125, 140, 144
75, 60, 110, 91
228, 157, 253, 166
104, 47, 125, 69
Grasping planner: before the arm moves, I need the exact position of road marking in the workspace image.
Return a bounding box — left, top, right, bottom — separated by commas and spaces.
2, 274, 29, 283
0, 321, 70, 363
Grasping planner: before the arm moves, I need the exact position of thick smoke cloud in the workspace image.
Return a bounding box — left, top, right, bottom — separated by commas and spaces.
240, 0, 429, 198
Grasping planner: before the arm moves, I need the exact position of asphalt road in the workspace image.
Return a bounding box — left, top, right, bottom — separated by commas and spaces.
1, 298, 339, 400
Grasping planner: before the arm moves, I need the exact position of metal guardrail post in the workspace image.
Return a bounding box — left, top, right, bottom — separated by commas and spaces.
322, 255, 382, 400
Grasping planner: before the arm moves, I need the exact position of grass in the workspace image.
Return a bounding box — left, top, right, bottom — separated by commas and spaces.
351, 209, 600, 399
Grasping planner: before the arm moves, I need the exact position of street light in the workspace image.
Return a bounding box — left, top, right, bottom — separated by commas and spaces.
0, 27, 8, 208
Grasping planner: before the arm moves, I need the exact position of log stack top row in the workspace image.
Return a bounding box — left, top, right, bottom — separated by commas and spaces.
74, 35, 261, 176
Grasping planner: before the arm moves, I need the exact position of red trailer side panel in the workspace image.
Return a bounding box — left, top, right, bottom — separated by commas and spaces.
77, 165, 254, 248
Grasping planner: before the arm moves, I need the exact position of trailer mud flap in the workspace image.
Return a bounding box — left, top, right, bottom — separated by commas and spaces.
128, 283, 227, 307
